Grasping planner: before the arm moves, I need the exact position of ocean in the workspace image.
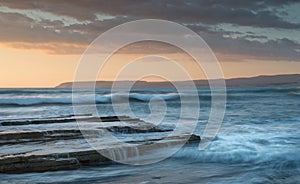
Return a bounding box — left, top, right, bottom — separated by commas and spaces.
0, 86, 299, 183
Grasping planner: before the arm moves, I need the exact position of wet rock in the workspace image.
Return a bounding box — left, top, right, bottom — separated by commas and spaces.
0, 134, 201, 173
0, 130, 83, 145
0, 156, 80, 173
107, 126, 173, 134
187, 134, 201, 143
0, 116, 201, 173
0, 115, 140, 126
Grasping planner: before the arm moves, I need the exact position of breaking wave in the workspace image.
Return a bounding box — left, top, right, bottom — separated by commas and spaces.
0, 93, 182, 107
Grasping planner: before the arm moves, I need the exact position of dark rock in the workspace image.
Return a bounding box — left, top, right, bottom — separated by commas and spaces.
0, 130, 83, 145
0, 115, 139, 126
107, 126, 173, 134
0, 157, 80, 173
187, 134, 201, 143
0, 116, 201, 173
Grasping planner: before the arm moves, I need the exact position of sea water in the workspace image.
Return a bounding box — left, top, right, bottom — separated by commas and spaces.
0, 86, 299, 183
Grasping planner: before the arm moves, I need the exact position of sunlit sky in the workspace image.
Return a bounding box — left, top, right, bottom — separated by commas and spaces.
0, 0, 300, 87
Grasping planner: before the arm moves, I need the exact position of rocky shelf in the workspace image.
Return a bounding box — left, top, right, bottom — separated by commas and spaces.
0, 115, 201, 173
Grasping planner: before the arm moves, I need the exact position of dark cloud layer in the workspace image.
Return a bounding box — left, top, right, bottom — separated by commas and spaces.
1, 0, 299, 28
0, 0, 299, 61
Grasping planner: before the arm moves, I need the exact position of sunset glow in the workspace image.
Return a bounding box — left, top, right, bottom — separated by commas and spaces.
0, 1, 300, 87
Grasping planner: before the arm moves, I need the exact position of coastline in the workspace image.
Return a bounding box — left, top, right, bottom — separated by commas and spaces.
0, 115, 200, 173
56, 74, 300, 88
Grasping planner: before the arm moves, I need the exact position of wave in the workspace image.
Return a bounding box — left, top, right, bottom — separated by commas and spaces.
0, 93, 184, 107
173, 145, 300, 171
228, 87, 300, 94
129, 93, 179, 101
171, 130, 300, 167
0, 89, 112, 95
6, 86, 299, 107
0, 99, 71, 107
0, 89, 73, 95
288, 92, 300, 96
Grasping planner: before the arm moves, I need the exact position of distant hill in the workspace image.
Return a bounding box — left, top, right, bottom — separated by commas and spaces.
56, 74, 300, 88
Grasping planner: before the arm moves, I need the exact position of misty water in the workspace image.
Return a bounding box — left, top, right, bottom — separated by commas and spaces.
0, 86, 299, 183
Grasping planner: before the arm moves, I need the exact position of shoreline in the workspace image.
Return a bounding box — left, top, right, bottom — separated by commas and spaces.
0, 115, 200, 173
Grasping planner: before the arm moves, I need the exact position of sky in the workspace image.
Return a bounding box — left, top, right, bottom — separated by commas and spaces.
0, 0, 300, 87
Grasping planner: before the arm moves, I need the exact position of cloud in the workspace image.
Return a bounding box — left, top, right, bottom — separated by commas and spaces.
206, 34, 300, 61
2, 0, 299, 28
0, 0, 299, 61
